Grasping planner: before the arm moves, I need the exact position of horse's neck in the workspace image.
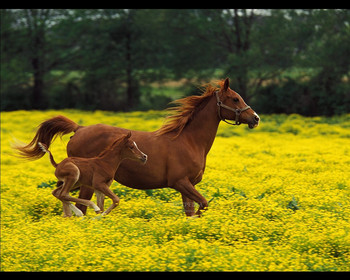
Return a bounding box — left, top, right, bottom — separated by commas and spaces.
97, 148, 123, 172
182, 95, 221, 155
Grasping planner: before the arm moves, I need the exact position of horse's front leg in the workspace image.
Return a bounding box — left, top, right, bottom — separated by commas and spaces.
173, 178, 208, 217
181, 194, 195, 217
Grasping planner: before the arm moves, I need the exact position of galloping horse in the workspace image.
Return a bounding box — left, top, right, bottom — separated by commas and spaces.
13, 78, 260, 216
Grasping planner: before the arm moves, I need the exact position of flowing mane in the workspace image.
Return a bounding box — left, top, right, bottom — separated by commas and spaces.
97, 132, 132, 158
156, 80, 224, 138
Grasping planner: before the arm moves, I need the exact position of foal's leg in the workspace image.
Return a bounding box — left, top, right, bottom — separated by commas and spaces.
62, 201, 74, 217
75, 186, 94, 215
53, 188, 79, 217
173, 178, 208, 216
68, 203, 84, 217
95, 190, 105, 213
94, 183, 120, 215
52, 183, 72, 217
60, 190, 101, 215
57, 163, 100, 216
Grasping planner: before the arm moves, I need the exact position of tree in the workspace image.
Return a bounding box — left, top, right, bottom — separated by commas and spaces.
163, 9, 304, 102
253, 9, 350, 116
68, 9, 172, 111
298, 9, 350, 115
1, 9, 80, 110
1, 9, 32, 110
2, 9, 348, 115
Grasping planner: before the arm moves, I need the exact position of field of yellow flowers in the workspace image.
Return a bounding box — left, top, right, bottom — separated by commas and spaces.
1, 110, 350, 271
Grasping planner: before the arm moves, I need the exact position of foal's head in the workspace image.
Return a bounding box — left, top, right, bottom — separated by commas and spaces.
113, 131, 148, 164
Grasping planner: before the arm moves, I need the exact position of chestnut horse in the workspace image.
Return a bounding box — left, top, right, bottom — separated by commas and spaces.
13, 78, 260, 216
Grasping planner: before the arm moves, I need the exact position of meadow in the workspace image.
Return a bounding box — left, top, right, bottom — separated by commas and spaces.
1, 110, 350, 271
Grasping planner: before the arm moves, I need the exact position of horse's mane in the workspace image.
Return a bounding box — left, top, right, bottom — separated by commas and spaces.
97, 137, 123, 158
156, 80, 224, 138
97, 132, 130, 157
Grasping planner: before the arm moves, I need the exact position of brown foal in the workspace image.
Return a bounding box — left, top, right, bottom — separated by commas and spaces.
38, 132, 147, 217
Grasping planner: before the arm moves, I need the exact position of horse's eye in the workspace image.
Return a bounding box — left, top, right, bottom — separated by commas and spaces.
233, 98, 239, 102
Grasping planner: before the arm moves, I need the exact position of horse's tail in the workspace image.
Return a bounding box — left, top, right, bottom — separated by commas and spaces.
38, 142, 58, 168
11, 115, 80, 161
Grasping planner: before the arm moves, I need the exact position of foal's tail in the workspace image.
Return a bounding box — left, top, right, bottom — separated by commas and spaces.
38, 142, 58, 168
11, 115, 80, 161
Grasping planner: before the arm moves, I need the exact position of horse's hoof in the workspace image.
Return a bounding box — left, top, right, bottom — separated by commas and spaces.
187, 215, 199, 220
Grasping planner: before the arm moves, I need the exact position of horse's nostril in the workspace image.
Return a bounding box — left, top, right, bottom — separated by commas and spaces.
254, 116, 260, 122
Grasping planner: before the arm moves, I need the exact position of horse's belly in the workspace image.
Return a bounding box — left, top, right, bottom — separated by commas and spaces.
114, 159, 168, 190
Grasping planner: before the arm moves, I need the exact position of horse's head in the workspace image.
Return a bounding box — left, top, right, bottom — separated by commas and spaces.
216, 78, 260, 129
121, 131, 148, 164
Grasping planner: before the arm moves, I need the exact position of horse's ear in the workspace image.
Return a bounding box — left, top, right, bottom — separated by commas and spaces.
224, 77, 230, 90
125, 131, 132, 139
122, 131, 132, 143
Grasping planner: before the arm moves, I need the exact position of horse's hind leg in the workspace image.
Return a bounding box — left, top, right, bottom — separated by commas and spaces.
172, 178, 208, 217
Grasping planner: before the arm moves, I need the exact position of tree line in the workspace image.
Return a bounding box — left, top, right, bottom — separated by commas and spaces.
1, 9, 349, 115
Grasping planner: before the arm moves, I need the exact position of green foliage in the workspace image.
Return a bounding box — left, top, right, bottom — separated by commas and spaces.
37, 181, 56, 189
1, 9, 349, 115
287, 196, 300, 212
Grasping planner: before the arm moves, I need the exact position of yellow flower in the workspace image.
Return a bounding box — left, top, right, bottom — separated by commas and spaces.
1, 111, 350, 271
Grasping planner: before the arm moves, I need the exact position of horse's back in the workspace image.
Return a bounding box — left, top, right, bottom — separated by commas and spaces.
68, 124, 127, 158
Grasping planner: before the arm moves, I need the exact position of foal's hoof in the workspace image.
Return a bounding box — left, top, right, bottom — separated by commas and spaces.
68, 204, 84, 217
92, 215, 102, 221
92, 213, 106, 220
187, 215, 199, 220
92, 205, 101, 212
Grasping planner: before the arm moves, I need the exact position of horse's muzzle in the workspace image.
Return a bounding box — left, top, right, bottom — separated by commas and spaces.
140, 154, 148, 164
248, 113, 260, 129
